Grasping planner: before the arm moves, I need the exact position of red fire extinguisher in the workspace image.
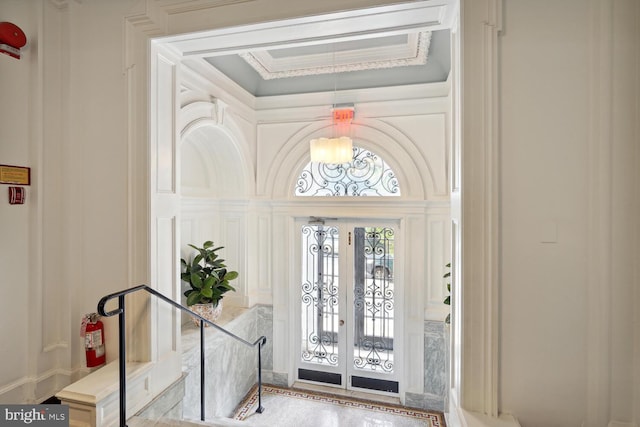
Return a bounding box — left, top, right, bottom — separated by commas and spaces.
81, 313, 106, 367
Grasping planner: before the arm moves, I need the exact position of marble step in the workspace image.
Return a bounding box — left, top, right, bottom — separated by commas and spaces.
129, 416, 246, 427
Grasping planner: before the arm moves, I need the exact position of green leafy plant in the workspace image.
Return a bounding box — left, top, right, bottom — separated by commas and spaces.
443, 263, 451, 324
181, 241, 238, 307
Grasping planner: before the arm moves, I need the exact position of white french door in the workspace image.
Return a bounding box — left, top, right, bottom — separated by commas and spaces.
295, 219, 401, 394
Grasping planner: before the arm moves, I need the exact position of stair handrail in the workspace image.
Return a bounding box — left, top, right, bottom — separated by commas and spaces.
97, 284, 266, 427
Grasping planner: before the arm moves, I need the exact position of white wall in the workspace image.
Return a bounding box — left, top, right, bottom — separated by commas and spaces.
609, 1, 640, 423
64, 0, 135, 369
496, 0, 639, 426
500, 0, 590, 422
0, 0, 138, 403
0, 0, 37, 403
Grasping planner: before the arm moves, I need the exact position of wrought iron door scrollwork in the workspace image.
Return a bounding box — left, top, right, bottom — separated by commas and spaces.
353, 227, 395, 373
301, 225, 340, 366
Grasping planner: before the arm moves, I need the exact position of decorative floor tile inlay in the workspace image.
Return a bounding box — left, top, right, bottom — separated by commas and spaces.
233, 385, 446, 426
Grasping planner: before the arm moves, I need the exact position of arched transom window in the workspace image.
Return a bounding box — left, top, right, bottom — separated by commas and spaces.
295, 146, 401, 197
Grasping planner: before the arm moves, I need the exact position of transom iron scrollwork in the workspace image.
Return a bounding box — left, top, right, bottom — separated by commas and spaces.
353, 227, 395, 373
295, 146, 400, 197
300, 225, 340, 366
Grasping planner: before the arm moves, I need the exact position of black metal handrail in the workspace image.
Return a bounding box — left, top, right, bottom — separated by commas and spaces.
97, 284, 266, 427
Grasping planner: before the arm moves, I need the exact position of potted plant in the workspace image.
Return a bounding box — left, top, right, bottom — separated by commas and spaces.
443, 263, 451, 324
181, 240, 238, 326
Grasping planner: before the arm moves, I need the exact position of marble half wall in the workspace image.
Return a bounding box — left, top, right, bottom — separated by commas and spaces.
181, 305, 274, 419
405, 320, 449, 412
152, 307, 447, 418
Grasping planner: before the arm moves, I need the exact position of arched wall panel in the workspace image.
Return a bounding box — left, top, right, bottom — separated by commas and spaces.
261, 116, 447, 200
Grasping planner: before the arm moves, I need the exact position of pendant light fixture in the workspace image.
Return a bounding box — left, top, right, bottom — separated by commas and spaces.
310, 105, 354, 163
309, 44, 354, 164
309, 136, 353, 164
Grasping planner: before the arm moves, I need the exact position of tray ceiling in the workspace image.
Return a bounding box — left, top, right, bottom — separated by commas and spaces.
204, 29, 450, 97
160, 0, 457, 97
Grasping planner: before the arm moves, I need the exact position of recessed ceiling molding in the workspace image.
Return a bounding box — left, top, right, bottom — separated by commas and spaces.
240, 32, 431, 80
247, 33, 424, 72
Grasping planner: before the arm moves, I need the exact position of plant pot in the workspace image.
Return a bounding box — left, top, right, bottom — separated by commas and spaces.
190, 301, 223, 327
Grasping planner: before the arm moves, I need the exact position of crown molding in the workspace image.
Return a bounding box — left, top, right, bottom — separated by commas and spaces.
239, 32, 431, 80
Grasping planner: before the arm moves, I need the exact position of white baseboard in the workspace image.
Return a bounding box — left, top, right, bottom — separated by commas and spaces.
608, 422, 638, 427
0, 368, 75, 403
456, 410, 521, 427
447, 391, 521, 427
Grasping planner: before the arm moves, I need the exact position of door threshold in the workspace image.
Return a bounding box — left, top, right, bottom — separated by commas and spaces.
292, 381, 401, 406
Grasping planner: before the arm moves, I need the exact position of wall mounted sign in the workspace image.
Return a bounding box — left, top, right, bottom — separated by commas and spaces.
0, 164, 30, 185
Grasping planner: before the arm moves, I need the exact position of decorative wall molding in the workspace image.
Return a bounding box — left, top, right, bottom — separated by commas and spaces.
261, 119, 434, 200
182, 58, 257, 113
255, 81, 450, 112
179, 101, 218, 133
0, 368, 73, 403
425, 216, 451, 319
255, 99, 449, 201
0, 376, 32, 400
178, 99, 227, 131
239, 32, 431, 80
159, 0, 255, 17
43, 342, 68, 353
459, 0, 502, 418
48, 0, 82, 10
178, 99, 254, 198
210, 97, 227, 125
48, 0, 68, 10
585, 0, 614, 426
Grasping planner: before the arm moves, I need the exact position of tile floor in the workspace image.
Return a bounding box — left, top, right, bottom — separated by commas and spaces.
231, 385, 445, 427
130, 383, 445, 427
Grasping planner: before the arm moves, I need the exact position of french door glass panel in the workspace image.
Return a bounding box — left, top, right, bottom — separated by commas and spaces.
299, 221, 398, 390
353, 226, 395, 373
300, 225, 341, 367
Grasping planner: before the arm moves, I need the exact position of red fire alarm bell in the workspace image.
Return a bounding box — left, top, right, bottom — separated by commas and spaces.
0, 22, 27, 59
